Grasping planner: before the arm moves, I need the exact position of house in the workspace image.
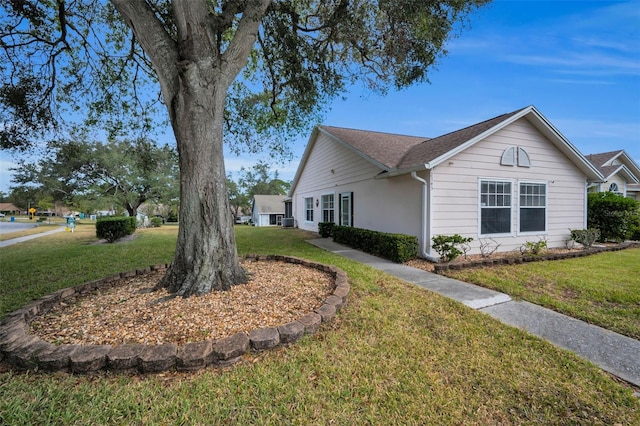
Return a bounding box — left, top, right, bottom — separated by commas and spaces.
288, 105, 604, 260
251, 195, 287, 227
0, 203, 22, 215
585, 150, 640, 200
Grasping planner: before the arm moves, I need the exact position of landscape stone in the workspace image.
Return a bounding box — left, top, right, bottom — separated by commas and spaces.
297, 312, 322, 335
70, 345, 112, 373
249, 327, 280, 351
315, 304, 336, 322
38, 344, 82, 371
214, 332, 249, 361
277, 321, 305, 344
324, 294, 344, 311
10, 338, 54, 369
139, 344, 177, 373
107, 344, 145, 370
176, 340, 215, 371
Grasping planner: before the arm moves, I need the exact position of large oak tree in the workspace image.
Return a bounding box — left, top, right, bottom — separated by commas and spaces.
1, 0, 490, 296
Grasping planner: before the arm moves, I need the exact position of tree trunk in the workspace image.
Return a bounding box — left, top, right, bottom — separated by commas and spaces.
158, 76, 246, 296
111, 0, 269, 296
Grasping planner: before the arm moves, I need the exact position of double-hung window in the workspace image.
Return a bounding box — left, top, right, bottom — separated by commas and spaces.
519, 182, 546, 233
321, 194, 334, 223
480, 180, 512, 235
304, 197, 314, 222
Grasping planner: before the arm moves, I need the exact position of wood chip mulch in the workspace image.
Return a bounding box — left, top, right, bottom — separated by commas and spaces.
29, 260, 334, 347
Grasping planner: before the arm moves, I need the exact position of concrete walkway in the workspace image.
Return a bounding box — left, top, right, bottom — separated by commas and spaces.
309, 238, 640, 389
0, 226, 66, 248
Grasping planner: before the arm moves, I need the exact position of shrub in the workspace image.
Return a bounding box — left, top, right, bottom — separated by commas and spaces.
318, 222, 334, 238
570, 228, 600, 248
332, 225, 418, 263
588, 192, 640, 242
520, 238, 547, 256
432, 234, 474, 262
150, 217, 163, 228
96, 216, 137, 243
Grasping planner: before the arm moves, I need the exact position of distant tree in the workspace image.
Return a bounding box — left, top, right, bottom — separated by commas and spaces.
227, 178, 250, 218
238, 161, 290, 198
11, 138, 178, 218
1, 0, 490, 296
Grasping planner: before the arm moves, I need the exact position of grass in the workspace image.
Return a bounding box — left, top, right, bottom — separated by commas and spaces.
1, 226, 639, 424
443, 248, 640, 340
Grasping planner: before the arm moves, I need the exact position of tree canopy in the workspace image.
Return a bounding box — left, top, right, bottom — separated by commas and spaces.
11, 137, 179, 217
1, 0, 491, 296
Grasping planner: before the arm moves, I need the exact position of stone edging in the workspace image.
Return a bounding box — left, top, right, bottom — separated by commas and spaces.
0, 255, 349, 374
433, 241, 640, 273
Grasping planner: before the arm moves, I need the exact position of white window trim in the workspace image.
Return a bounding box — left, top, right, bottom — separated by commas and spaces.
320, 192, 336, 223
304, 196, 314, 223
478, 178, 514, 238
517, 180, 548, 236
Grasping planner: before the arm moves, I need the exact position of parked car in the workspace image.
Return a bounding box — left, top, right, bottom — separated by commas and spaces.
235, 215, 251, 225
0, 213, 5, 218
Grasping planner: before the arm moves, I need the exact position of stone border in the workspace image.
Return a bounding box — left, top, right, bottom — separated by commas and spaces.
433, 241, 640, 273
0, 255, 349, 374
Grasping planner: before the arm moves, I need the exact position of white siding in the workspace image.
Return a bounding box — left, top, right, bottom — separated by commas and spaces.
292, 133, 423, 238
430, 118, 587, 254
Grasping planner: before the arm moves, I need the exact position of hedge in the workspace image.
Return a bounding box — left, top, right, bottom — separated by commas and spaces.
331, 225, 418, 263
96, 216, 137, 243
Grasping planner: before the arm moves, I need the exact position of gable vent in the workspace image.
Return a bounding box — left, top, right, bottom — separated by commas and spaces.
501, 146, 532, 167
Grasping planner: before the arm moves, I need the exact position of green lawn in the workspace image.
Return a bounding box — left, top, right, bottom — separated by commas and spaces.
444, 248, 640, 340
1, 226, 638, 424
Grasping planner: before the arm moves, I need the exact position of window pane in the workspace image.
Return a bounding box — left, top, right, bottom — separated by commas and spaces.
520, 208, 545, 232
481, 208, 511, 234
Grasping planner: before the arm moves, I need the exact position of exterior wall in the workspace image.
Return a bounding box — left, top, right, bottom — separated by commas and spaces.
430, 117, 588, 255
292, 132, 423, 239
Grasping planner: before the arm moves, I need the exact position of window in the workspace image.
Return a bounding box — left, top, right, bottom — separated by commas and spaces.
321, 194, 335, 223
339, 192, 353, 227
608, 182, 621, 195
304, 197, 314, 222
519, 182, 546, 233
480, 180, 511, 234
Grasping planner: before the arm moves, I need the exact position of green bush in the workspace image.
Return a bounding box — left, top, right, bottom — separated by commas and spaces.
570, 228, 600, 248
332, 225, 418, 263
96, 216, 137, 243
588, 192, 640, 242
520, 238, 547, 256
432, 234, 473, 262
318, 222, 335, 238
150, 217, 163, 228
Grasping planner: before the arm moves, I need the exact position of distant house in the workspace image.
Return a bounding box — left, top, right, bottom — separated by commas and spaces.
585, 150, 640, 200
251, 195, 286, 227
288, 106, 604, 260
0, 203, 21, 215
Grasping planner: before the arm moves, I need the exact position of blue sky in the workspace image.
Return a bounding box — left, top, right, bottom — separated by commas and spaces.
1, 0, 639, 193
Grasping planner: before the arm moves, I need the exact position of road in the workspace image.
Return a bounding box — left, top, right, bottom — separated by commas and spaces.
0, 221, 38, 235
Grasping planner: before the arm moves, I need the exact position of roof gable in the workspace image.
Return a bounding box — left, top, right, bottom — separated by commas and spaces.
585, 150, 640, 183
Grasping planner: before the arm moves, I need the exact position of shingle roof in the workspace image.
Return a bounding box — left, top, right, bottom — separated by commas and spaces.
584, 151, 623, 174
319, 107, 527, 171
397, 108, 526, 169
318, 126, 429, 169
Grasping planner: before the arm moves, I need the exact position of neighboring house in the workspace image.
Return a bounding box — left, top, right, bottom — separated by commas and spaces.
251, 195, 287, 227
289, 105, 604, 259
0, 203, 21, 215
585, 150, 640, 200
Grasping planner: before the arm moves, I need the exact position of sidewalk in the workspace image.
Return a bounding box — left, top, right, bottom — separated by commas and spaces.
309, 238, 640, 389
0, 226, 66, 248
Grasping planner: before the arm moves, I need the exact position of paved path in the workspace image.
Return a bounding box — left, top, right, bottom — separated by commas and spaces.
0, 226, 66, 248
309, 238, 640, 389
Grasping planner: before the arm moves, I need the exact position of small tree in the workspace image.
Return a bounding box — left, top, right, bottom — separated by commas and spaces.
588, 192, 640, 242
